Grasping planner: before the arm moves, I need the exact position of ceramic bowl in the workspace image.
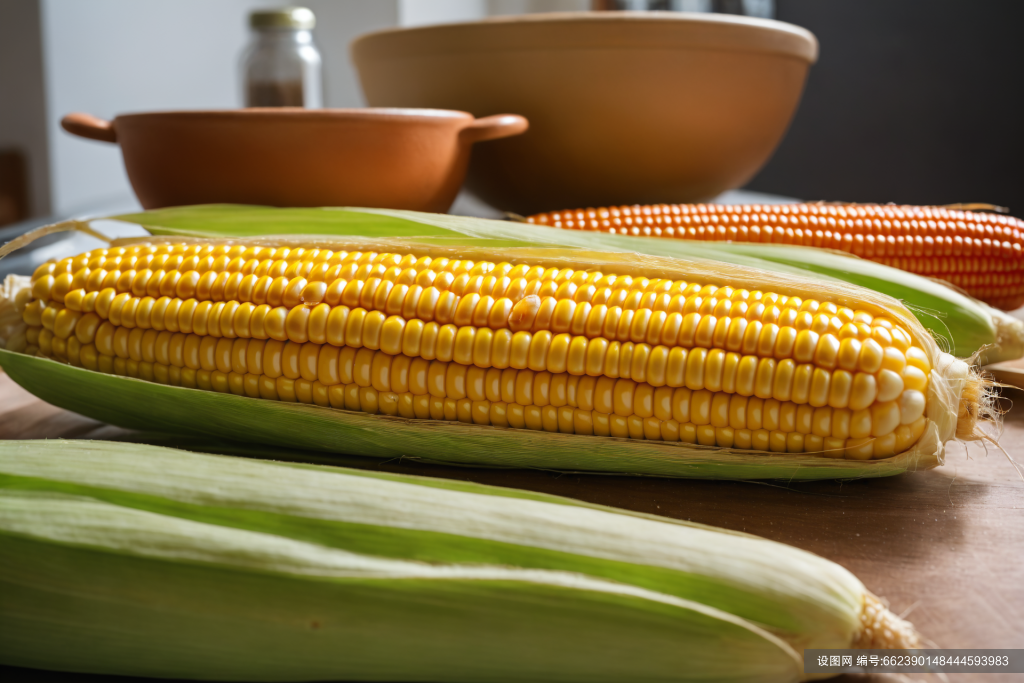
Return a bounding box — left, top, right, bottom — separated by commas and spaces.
352, 12, 817, 215
61, 108, 528, 212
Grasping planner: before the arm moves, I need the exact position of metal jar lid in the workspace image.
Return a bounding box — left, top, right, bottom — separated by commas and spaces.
249, 7, 315, 30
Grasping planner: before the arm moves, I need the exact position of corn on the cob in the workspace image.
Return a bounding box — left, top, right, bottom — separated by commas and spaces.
527, 203, 1024, 311
0, 439, 921, 682
20, 242, 941, 460
7, 235, 987, 468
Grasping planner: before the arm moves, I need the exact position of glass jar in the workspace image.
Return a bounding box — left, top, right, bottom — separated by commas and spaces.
241, 7, 323, 108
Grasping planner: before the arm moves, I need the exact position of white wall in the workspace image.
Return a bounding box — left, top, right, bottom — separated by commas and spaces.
399, 0, 486, 27
19, 0, 587, 219
39, 0, 397, 217
305, 1, 399, 108
488, 0, 590, 14
42, 0, 253, 215
400, 1, 591, 24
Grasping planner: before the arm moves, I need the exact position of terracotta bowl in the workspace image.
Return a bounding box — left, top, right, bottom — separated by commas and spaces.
352, 12, 817, 215
61, 108, 528, 212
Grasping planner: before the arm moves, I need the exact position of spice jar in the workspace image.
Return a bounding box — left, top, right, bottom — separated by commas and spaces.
242, 7, 323, 108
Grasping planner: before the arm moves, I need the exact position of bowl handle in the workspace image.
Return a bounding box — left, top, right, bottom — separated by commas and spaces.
461, 114, 528, 144
61, 113, 118, 143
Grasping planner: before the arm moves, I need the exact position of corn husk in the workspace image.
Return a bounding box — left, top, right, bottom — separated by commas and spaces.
0, 439, 920, 682
0, 207, 997, 480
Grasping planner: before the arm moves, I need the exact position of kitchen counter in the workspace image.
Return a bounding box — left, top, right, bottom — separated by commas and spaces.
0, 366, 1020, 683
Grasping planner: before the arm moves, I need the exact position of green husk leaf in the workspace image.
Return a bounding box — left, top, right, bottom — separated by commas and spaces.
0, 438, 874, 681
0, 348, 931, 481
109, 204, 1009, 359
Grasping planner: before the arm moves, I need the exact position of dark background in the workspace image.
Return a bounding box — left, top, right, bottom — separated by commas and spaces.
744, 0, 1024, 218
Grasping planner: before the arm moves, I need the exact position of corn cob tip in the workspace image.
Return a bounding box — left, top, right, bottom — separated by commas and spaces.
0, 274, 31, 354
956, 363, 1001, 442
853, 594, 923, 650
931, 352, 1000, 446
988, 311, 1024, 365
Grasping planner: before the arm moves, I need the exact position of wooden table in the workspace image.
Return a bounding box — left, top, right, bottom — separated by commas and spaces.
1, 368, 1021, 683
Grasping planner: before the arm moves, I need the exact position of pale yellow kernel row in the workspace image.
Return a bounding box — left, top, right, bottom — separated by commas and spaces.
39, 288, 913, 384
44, 336, 926, 459
35, 264, 876, 344
40, 285, 910, 369
30, 317, 929, 445
46, 260, 831, 320
39, 244, 818, 315
36, 294, 934, 408
36, 295, 931, 411
33, 246, 896, 345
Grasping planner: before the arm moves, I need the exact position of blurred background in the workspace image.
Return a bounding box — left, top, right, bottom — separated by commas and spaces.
0, 0, 1021, 225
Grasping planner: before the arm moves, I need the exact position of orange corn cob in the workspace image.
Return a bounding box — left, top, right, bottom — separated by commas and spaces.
526, 203, 1024, 311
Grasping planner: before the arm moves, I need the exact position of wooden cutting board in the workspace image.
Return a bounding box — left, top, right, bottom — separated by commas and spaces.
1, 369, 1021, 683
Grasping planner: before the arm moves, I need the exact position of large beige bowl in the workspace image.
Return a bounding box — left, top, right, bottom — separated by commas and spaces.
352, 12, 818, 215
